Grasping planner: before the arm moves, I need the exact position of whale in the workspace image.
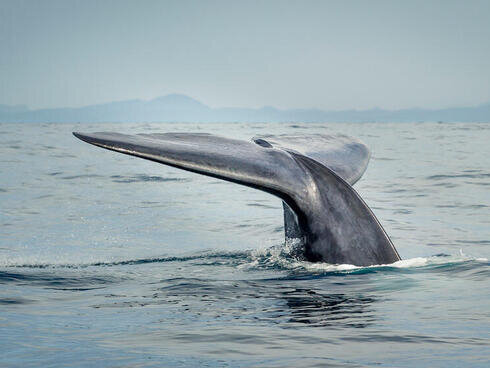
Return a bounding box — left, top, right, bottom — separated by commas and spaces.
73, 131, 401, 266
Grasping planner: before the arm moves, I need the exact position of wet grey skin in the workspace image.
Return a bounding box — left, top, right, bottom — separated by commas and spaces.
73, 132, 401, 266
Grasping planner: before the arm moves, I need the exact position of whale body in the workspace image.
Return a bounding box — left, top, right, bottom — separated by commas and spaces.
73, 131, 401, 266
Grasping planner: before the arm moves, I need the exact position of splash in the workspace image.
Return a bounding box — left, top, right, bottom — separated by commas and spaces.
240, 241, 489, 274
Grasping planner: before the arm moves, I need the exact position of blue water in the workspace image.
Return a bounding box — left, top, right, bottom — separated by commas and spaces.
1, 122, 489, 367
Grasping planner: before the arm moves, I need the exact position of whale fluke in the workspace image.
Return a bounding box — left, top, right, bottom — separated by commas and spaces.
73, 131, 401, 266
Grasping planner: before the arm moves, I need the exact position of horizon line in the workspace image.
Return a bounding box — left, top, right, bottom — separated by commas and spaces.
1, 93, 490, 113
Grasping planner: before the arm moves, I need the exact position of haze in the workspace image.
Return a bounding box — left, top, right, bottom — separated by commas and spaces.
1, 0, 489, 110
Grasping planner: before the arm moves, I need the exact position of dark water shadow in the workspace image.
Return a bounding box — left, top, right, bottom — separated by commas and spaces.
0, 270, 121, 291
277, 288, 376, 328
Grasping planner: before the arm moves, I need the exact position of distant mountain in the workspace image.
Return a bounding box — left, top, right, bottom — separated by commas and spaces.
1, 94, 489, 123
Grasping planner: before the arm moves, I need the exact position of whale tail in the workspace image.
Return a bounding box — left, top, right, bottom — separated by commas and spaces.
73, 131, 400, 266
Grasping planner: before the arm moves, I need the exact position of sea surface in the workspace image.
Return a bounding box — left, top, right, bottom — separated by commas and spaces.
1, 121, 489, 367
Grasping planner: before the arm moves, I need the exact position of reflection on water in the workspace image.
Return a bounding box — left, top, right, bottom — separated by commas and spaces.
280, 289, 375, 328
86, 268, 379, 330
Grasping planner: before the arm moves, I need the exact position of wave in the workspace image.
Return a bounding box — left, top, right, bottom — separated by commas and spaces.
0, 250, 250, 269
1, 240, 487, 277
110, 174, 189, 183
426, 172, 490, 180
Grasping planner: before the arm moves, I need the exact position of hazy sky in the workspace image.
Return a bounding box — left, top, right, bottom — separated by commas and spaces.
1, 0, 489, 110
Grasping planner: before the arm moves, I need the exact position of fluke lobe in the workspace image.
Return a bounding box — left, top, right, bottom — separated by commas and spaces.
73, 131, 401, 266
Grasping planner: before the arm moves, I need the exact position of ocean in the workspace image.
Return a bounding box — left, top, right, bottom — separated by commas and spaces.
1, 121, 489, 367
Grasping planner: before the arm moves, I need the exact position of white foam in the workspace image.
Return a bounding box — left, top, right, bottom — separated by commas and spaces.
241, 244, 488, 273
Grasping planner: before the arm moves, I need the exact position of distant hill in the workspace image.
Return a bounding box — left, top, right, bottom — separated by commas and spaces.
1, 94, 489, 123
